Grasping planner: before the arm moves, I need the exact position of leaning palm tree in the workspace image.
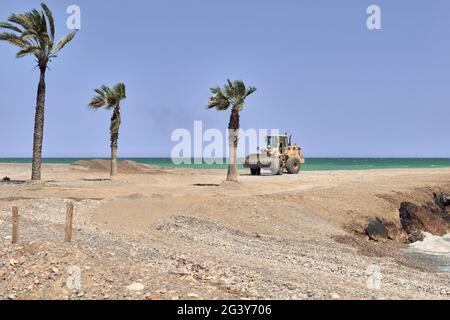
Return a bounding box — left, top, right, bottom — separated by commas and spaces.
88, 84, 127, 178
0, 3, 77, 180
207, 80, 257, 182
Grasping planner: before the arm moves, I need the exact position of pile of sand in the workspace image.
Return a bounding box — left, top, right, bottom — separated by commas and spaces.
71, 159, 157, 174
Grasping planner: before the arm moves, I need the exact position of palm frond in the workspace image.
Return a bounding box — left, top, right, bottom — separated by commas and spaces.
209, 86, 224, 96
224, 80, 235, 100
207, 79, 256, 111
88, 96, 107, 109
212, 99, 230, 110
96, 85, 112, 97
89, 83, 127, 110
0, 22, 22, 33
26, 10, 42, 33
16, 46, 40, 58
52, 30, 77, 54
8, 14, 34, 31
245, 87, 257, 98
20, 29, 40, 41
0, 32, 31, 49
207, 94, 230, 111
1, 3, 76, 66
235, 80, 246, 97
112, 83, 126, 100
40, 3, 54, 40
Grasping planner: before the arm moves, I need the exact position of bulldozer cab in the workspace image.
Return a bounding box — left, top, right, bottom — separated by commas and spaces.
266, 135, 288, 153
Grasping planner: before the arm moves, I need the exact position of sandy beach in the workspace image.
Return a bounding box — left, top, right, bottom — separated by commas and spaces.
1, 162, 449, 300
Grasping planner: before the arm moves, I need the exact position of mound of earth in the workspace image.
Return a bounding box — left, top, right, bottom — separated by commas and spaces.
71, 159, 158, 174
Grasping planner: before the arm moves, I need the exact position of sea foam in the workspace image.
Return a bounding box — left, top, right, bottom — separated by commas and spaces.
406, 233, 450, 272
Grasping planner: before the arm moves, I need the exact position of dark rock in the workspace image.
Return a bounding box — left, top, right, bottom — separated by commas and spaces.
399, 202, 449, 243
424, 201, 444, 217
2, 177, 11, 182
433, 193, 450, 224
444, 215, 450, 225
384, 222, 408, 244
434, 192, 450, 207
365, 218, 389, 242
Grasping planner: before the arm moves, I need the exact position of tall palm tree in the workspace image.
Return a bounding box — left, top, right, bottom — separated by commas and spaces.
0, 3, 77, 181
208, 80, 257, 182
88, 83, 127, 178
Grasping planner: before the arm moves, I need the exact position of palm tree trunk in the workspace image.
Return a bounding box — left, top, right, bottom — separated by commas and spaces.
110, 144, 118, 177
110, 106, 121, 178
227, 105, 240, 182
31, 67, 46, 181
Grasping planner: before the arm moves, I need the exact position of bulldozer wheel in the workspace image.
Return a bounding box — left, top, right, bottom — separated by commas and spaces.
250, 168, 261, 176
286, 158, 301, 174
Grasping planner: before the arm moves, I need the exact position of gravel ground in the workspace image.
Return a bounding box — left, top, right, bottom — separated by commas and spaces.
1, 194, 449, 300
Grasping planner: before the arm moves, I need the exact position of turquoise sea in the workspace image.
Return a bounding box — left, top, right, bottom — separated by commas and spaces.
1, 158, 450, 171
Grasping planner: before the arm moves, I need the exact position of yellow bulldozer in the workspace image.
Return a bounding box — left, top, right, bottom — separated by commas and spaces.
244, 133, 305, 175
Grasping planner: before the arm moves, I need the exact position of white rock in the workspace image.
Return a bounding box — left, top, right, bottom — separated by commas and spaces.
126, 283, 145, 291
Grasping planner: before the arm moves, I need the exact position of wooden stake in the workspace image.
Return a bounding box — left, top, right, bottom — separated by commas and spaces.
65, 202, 74, 243
12, 206, 19, 244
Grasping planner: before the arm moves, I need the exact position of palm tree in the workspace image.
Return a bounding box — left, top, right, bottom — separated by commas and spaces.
88, 84, 127, 178
0, 3, 77, 181
208, 80, 257, 182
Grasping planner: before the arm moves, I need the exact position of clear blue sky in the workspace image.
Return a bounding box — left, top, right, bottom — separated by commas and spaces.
1, 0, 450, 157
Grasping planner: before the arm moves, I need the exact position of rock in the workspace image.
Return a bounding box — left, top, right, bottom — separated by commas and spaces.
384, 222, 408, 244
434, 192, 450, 207
399, 202, 449, 243
188, 293, 199, 298
365, 218, 389, 242
126, 283, 145, 292
432, 193, 450, 224
2, 176, 11, 182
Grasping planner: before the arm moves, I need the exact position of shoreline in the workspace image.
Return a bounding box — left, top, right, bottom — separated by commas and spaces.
1, 157, 450, 172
